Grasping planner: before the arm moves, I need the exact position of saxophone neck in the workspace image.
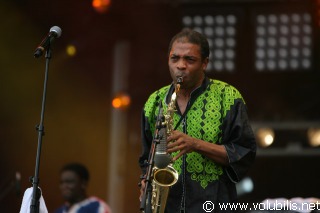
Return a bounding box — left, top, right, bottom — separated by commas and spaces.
172, 76, 183, 101
175, 77, 183, 91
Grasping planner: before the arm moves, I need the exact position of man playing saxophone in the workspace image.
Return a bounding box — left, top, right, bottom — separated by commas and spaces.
139, 29, 256, 213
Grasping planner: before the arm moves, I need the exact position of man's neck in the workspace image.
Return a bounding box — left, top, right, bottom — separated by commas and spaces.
177, 89, 191, 115
178, 89, 191, 100
68, 194, 87, 206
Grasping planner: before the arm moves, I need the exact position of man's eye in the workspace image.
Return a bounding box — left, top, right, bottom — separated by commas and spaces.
61, 179, 75, 184
171, 56, 179, 61
186, 58, 196, 63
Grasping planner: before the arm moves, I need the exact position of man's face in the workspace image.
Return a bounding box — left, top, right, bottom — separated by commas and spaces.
59, 170, 86, 202
168, 40, 208, 90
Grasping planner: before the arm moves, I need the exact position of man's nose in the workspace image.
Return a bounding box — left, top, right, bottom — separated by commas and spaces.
177, 59, 186, 69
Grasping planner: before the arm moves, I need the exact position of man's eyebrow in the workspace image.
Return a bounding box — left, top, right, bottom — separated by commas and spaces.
170, 53, 197, 58
184, 55, 197, 59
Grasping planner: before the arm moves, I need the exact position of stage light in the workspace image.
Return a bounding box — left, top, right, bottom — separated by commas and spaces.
252, 121, 320, 157
255, 128, 275, 148
307, 128, 320, 147
182, 14, 238, 73
112, 93, 131, 110
254, 12, 313, 72
181, 0, 314, 74
66, 44, 76, 57
92, 0, 111, 13
236, 177, 254, 196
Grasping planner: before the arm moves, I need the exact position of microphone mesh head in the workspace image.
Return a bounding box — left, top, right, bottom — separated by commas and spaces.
154, 154, 171, 169
50, 26, 62, 38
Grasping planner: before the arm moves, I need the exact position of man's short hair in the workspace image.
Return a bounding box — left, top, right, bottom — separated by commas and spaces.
168, 28, 210, 60
61, 163, 90, 182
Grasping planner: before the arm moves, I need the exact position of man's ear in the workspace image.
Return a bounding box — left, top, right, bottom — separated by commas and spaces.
202, 57, 209, 71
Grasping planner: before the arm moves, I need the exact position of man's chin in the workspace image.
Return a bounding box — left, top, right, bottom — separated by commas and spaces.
62, 192, 73, 200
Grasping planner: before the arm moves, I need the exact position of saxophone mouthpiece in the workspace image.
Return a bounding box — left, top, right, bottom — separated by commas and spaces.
176, 76, 183, 85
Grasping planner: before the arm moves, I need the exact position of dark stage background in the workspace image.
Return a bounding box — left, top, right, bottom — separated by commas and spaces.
0, 0, 319, 212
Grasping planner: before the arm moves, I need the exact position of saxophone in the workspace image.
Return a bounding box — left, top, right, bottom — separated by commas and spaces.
151, 77, 183, 213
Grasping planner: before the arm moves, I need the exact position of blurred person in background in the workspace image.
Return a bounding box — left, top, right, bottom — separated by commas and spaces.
54, 162, 112, 213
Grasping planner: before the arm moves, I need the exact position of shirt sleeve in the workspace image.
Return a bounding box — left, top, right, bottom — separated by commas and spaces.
221, 99, 257, 183
138, 109, 153, 175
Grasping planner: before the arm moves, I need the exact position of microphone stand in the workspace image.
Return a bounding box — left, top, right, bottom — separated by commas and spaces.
30, 44, 52, 213
140, 103, 164, 213
140, 136, 157, 213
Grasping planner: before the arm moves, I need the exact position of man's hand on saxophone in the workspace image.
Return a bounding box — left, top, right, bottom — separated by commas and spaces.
167, 130, 197, 161
167, 130, 229, 166
138, 178, 146, 202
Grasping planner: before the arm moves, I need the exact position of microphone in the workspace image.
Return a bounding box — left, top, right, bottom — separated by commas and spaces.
154, 106, 171, 169
34, 26, 62, 58
154, 127, 171, 169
